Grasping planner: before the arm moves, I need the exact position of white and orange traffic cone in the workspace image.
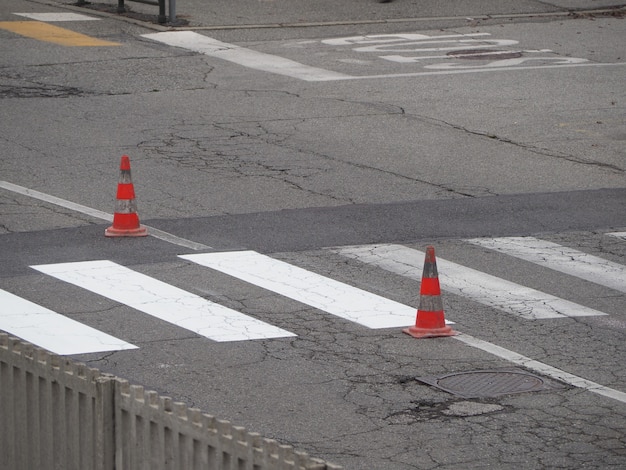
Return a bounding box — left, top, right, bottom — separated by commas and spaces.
105, 155, 148, 237
403, 246, 457, 338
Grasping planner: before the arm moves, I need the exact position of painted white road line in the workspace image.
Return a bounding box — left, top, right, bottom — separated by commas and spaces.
141, 31, 353, 82
454, 333, 626, 404
31, 260, 295, 342
467, 237, 626, 294
0, 180, 210, 251
321, 32, 492, 46
333, 244, 608, 320
0, 180, 112, 221
179, 251, 436, 329
343, 62, 626, 80
14, 13, 100, 22
0, 288, 137, 355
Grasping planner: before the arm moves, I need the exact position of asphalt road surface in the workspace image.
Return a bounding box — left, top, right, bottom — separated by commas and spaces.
1, 0, 625, 468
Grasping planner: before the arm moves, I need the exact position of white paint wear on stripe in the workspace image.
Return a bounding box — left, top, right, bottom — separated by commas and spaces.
141, 31, 354, 82
0, 180, 211, 250
454, 334, 626, 404
0, 289, 137, 355
333, 244, 607, 319
31, 261, 295, 342
179, 251, 435, 329
14, 12, 100, 21
607, 232, 626, 240
467, 236, 626, 294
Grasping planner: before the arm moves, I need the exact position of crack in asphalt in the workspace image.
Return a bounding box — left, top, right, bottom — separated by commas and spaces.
416, 114, 625, 174
137, 116, 480, 202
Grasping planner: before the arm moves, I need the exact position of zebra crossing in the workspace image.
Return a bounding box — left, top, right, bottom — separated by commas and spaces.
334, 244, 609, 319
1, 233, 624, 355
31, 260, 295, 344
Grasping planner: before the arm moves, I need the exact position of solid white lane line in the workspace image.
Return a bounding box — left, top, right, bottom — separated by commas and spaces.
31, 260, 295, 342
0, 180, 113, 221
467, 236, 626, 294
0, 180, 210, 251
141, 31, 354, 82
454, 333, 626, 404
333, 244, 607, 319
179, 251, 432, 329
0, 288, 137, 355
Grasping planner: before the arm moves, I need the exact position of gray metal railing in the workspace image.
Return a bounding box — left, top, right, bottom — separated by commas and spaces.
117, 0, 172, 24
0, 333, 342, 470
75, 0, 175, 24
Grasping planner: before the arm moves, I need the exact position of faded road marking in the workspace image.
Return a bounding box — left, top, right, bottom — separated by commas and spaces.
467, 236, 626, 294
333, 244, 608, 319
141, 31, 353, 81
14, 12, 100, 22
0, 21, 120, 46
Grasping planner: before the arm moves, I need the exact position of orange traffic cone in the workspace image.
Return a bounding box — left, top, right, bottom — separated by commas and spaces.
403, 246, 457, 338
105, 155, 148, 237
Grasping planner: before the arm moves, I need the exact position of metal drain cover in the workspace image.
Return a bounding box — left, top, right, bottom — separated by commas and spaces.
416, 368, 566, 398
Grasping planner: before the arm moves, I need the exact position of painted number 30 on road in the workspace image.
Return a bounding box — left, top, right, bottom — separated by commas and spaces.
321, 33, 588, 69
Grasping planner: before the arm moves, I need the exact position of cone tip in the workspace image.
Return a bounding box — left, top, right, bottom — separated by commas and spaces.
120, 155, 131, 170
425, 245, 436, 262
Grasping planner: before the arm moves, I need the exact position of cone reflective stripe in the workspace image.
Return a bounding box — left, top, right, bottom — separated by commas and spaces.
105, 155, 148, 237
403, 246, 457, 338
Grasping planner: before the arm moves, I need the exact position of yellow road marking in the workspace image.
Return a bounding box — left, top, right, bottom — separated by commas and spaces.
0, 21, 120, 46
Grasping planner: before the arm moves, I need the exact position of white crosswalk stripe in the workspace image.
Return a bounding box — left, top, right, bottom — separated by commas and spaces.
179, 250, 430, 329
333, 244, 609, 320
31, 260, 296, 343
0, 288, 137, 355
467, 236, 626, 294
0, 233, 623, 354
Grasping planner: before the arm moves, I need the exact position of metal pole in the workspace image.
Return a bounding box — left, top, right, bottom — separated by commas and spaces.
158, 0, 166, 24
169, 0, 176, 24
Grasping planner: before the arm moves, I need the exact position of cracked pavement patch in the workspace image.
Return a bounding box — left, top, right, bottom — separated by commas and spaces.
386, 398, 508, 423
0, 79, 89, 98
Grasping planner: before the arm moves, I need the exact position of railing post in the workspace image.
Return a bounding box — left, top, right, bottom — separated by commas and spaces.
169, 0, 177, 23
158, 0, 166, 24
95, 376, 115, 470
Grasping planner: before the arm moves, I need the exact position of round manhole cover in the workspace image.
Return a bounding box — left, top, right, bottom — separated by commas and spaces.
416, 368, 565, 398
437, 370, 544, 397
446, 49, 523, 60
